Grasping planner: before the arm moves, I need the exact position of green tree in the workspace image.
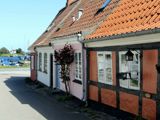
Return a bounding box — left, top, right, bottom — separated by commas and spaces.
0, 47, 10, 54
16, 48, 24, 54
54, 44, 74, 95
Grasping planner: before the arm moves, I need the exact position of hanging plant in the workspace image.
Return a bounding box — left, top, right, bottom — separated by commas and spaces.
54, 44, 74, 95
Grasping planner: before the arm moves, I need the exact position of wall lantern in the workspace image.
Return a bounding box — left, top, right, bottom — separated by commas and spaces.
125, 49, 134, 61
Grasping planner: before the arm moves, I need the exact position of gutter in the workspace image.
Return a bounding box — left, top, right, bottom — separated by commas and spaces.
83, 28, 160, 44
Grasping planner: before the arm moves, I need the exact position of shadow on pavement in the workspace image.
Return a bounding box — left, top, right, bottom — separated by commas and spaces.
4, 76, 90, 120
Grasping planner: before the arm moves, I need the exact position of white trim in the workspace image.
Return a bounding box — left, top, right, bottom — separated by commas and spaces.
51, 35, 80, 45
85, 33, 160, 48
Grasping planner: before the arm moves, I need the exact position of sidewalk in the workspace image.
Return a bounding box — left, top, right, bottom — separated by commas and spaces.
26, 79, 119, 120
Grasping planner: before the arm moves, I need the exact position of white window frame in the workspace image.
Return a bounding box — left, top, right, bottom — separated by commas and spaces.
119, 51, 140, 90
75, 52, 82, 81
97, 52, 113, 85
44, 53, 47, 73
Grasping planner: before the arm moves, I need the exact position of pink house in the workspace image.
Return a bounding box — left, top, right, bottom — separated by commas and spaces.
49, 0, 119, 100
29, 0, 122, 100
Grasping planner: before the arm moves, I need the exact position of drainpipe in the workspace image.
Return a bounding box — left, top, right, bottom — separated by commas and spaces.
77, 33, 87, 104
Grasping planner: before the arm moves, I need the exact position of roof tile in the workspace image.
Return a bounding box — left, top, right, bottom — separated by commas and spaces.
86, 0, 160, 40
51, 0, 120, 38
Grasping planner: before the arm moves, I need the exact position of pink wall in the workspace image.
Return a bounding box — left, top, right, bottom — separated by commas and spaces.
31, 69, 37, 81
54, 43, 84, 100
30, 54, 37, 81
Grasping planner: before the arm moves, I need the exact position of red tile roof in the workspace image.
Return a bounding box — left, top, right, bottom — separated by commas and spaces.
51, 0, 120, 38
86, 0, 160, 40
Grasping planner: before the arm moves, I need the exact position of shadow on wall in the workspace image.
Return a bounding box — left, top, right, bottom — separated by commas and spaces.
4, 76, 88, 120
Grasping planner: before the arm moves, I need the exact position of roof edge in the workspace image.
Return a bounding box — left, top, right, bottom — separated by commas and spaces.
84, 28, 160, 44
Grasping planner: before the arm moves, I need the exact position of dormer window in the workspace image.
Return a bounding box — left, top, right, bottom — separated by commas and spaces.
77, 9, 83, 20
101, 0, 111, 9
96, 0, 111, 15
55, 28, 61, 32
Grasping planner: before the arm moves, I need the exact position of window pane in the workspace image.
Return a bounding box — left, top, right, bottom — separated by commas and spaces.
97, 53, 113, 84
120, 79, 129, 88
75, 52, 82, 80
98, 69, 104, 82
98, 54, 104, 62
44, 53, 47, 73
39, 53, 42, 71
129, 53, 140, 89
105, 54, 112, 83
98, 54, 104, 83
79, 53, 81, 61
120, 54, 129, 72
119, 51, 140, 90
79, 74, 82, 79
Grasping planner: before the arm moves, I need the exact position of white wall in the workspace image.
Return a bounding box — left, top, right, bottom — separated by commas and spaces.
36, 46, 55, 88
85, 33, 160, 48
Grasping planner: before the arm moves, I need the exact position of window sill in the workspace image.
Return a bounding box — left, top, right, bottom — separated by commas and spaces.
119, 86, 140, 93
98, 80, 113, 86
73, 79, 82, 85
120, 86, 140, 91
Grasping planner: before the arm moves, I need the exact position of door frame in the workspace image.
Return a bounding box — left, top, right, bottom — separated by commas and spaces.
50, 54, 53, 89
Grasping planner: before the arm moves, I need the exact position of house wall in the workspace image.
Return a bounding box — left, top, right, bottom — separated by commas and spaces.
36, 47, 55, 88
53, 38, 84, 100
88, 49, 158, 119
86, 33, 160, 120
30, 53, 37, 81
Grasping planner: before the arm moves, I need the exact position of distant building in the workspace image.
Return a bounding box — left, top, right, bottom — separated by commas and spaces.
10, 50, 16, 54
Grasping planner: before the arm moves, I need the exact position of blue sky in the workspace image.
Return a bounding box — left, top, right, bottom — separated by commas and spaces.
0, 0, 66, 52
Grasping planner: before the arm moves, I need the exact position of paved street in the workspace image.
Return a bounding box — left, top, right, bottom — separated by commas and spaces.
0, 69, 90, 120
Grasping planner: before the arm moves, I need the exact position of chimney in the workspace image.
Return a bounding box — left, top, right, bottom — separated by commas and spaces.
67, 0, 74, 6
